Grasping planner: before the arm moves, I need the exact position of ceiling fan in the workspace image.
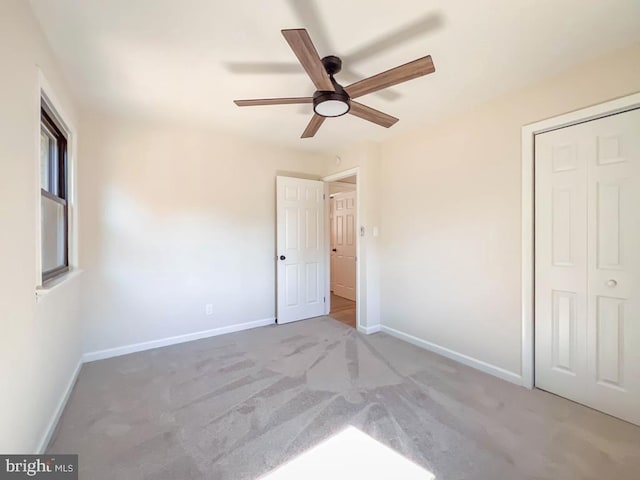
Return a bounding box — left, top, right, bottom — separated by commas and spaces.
234, 29, 436, 138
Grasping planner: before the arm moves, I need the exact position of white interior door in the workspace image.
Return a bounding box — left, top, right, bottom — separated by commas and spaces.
535, 108, 640, 425
276, 176, 325, 324
332, 191, 356, 301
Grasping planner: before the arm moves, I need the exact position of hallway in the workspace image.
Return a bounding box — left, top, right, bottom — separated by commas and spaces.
329, 293, 356, 328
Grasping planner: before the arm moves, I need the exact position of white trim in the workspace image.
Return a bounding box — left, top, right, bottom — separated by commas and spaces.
381, 326, 522, 385
36, 69, 79, 291
521, 124, 535, 390
358, 324, 381, 335
35, 269, 84, 302
323, 167, 359, 183
322, 167, 361, 330
324, 182, 331, 316
520, 91, 640, 389
82, 317, 276, 363
36, 360, 82, 453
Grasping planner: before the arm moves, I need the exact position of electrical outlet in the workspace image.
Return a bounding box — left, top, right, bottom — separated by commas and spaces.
205, 304, 214, 316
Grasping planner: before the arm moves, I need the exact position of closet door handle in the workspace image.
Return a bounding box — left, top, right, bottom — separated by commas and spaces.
606, 279, 618, 287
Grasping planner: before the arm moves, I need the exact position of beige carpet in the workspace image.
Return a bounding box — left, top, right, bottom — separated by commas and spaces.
49, 317, 640, 479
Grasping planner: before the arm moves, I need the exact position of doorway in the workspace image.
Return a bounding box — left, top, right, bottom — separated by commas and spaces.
531, 106, 640, 425
327, 174, 357, 328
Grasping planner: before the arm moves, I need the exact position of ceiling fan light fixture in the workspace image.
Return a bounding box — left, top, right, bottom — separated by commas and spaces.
313, 90, 351, 117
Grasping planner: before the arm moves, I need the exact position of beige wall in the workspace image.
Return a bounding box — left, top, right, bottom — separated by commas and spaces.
0, 0, 83, 452
79, 112, 327, 353
379, 44, 640, 376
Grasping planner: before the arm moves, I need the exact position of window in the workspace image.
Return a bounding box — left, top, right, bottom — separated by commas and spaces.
40, 104, 69, 282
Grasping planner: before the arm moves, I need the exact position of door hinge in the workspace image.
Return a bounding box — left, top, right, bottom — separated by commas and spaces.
323, 296, 326, 303
323, 193, 326, 200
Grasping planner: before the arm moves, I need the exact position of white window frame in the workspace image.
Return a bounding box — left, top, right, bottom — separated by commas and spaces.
36, 70, 80, 295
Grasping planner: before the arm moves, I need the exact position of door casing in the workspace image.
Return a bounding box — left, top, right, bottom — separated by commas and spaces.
323, 167, 360, 330
521, 92, 640, 389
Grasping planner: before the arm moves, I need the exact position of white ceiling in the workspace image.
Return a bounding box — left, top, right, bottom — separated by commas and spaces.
30, 0, 640, 153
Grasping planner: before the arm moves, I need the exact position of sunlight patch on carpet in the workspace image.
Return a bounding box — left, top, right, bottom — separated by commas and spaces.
259, 426, 435, 479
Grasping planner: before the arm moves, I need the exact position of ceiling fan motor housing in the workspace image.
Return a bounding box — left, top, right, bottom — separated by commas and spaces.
321, 55, 342, 75
314, 56, 350, 117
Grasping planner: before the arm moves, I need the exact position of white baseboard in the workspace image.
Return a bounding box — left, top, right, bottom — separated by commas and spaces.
380, 325, 522, 385
358, 324, 382, 335
83, 317, 276, 363
37, 359, 82, 453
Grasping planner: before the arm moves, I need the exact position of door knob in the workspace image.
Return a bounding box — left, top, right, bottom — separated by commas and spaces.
332, 248, 337, 252
606, 279, 618, 287
279, 255, 286, 261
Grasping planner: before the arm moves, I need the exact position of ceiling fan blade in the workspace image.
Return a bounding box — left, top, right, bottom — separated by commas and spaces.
285, 0, 334, 55
234, 97, 313, 107
281, 29, 334, 92
349, 102, 398, 128
345, 56, 435, 99
340, 66, 401, 101
301, 114, 325, 138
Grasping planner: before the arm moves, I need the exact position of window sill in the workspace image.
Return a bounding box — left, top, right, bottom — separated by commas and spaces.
36, 269, 84, 302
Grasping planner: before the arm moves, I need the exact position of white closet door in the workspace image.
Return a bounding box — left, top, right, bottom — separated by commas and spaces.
276, 176, 325, 324
535, 108, 640, 425
535, 119, 589, 403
